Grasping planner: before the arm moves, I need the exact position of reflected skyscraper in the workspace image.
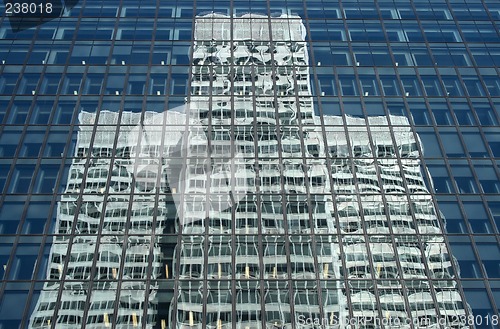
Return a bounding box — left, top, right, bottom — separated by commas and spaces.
173, 13, 344, 328
27, 11, 473, 329
168, 13, 472, 328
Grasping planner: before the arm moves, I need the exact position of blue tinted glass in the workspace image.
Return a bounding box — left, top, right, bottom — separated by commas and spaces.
0, 0, 499, 326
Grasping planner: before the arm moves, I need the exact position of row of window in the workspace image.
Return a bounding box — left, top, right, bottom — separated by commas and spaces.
2, 3, 499, 21
3, 242, 497, 281
4, 25, 497, 43
317, 73, 500, 98
2, 0, 497, 18
175, 242, 450, 264
3, 42, 500, 67
47, 246, 162, 281
2, 73, 499, 100
31, 290, 156, 328
0, 99, 498, 127
2, 162, 498, 198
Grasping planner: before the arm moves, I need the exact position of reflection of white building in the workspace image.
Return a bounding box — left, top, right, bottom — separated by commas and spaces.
29, 112, 179, 328
323, 117, 471, 327
29, 12, 471, 329
171, 13, 471, 329
171, 13, 345, 329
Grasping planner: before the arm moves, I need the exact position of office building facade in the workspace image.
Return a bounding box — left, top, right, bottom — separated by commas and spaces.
0, 1, 499, 329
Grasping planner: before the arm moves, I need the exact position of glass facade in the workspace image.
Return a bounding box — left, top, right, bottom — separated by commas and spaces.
0, 1, 499, 328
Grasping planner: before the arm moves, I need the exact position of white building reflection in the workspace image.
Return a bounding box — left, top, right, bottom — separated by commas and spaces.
170, 13, 471, 329
29, 13, 471, 329
28, 111, 179, 328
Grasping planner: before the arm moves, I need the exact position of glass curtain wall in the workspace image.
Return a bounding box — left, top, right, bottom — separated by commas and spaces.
0, 1, 499, 329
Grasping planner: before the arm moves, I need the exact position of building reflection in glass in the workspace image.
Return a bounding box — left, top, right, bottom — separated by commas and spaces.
170, 13, 471, 329
29, 13, 471, 329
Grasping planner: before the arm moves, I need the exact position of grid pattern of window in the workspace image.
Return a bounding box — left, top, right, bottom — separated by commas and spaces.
27, 111, 182, 328
0, 1, 499, 329
166, 14, 471, 328
174, 14, 344, 328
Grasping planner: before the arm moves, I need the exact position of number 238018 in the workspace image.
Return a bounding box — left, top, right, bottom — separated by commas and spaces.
5, 2, 53, 14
